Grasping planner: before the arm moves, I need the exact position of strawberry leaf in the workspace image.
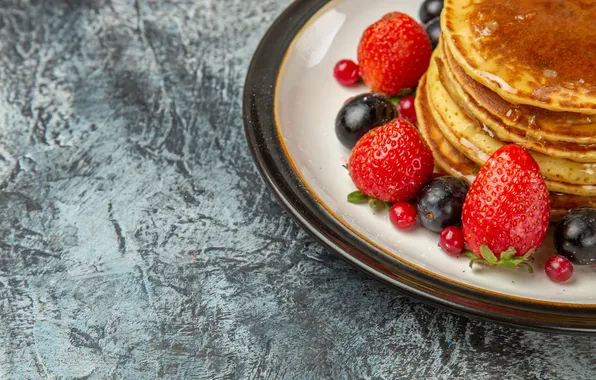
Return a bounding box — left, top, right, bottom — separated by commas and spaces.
463, 250, 478, 261
523, 249, 536, 261
519, 262, 534, 273
469, 259, 489, 269
368, 199, 392, 211
480, 246, 498, 265
500, 247, 516, 261
508, 258, 526, 266
342, 164, 349, 170
498, 260, 517, 269
466, 247, 534, 273
368, 198, 381, 208
347, 191, 369, 204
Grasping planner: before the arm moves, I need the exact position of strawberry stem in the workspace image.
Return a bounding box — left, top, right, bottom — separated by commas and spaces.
519, 262, 534, 273
463, 251, 478, 261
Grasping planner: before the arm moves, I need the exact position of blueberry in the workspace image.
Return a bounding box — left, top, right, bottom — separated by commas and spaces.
419, 0, 444, 24
425, 17, 441, 50
335, 93, 397, 148
417, 176, 469, 232
554, 208, 596, 265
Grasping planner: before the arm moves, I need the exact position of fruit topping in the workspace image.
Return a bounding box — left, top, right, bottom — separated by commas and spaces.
333, 59, 360, 86
417, 176, 468, 232
554, 208, 596, 265
389, 202, 418, 230
335, 93, 397, 148
397, 95, 418, 125
439, 226, 465, 256
545, 255, 574, 283
357, 12, 432, 96
348, 118, 434, 203
419, 0, 444, 24
424, 17, 441, 50
462, 145, 550, 271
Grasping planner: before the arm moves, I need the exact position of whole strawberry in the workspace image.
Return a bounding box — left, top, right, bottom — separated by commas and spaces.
348, 118, 434, 204
462, 145, 550, 272
357, 12, 432, 96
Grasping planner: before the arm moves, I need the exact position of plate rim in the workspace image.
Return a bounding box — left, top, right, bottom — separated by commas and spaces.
242, 0, 596, 334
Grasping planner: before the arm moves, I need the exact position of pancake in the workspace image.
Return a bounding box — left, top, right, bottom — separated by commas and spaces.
550, 193, 596, 222
437, 44, 596, 162
416, 75, 478, 182
425, 56, 596, 195
442, 0, 596, 114
416, 76, 596, 222
442, 41, 596, 144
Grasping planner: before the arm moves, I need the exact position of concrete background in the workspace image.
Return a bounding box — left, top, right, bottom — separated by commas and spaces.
0, 0, 595, 378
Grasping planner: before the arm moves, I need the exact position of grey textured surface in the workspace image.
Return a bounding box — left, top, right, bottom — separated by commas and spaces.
0, 0, 595, 378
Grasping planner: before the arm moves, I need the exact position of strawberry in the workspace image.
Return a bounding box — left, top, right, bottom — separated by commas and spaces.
357, 12, 432, 96
348, 118, 434, 204
462, 145, 550, 272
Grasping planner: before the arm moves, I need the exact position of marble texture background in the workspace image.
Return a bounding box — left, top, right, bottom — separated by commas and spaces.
0, 0, 595, 378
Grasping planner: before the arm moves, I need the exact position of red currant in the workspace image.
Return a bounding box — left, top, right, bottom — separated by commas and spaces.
334, 59, 360, 86
545, 255, 574, 283
389, 202, 417, 230
398, 96, 417, 125
439, 226, 465, 256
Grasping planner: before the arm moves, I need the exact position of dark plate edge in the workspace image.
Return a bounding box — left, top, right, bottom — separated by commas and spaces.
242, 0, 596, 334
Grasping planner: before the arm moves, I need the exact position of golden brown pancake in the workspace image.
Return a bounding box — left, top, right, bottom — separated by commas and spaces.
416, 75, 478, 182
426, 56, 596, 193
416, 75, 596, 222
441, 41, 596, 144
442, 0, 596, 114
437, 44, 596, 162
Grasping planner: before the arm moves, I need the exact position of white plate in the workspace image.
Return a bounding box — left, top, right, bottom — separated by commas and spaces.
244, 0, 596, 333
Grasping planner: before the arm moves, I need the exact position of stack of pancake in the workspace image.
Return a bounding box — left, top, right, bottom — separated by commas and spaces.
415, 0, 596, 221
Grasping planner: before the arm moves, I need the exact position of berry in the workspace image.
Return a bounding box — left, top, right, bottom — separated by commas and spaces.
462, 145, 550, 272
334, 59, 360, 86
389, 202, 418, 230
419, 0, 444, 24
417, 176, 469, 233
357, 12, 432, 96
348, 118, 434, 203
335, 93, 397, 148
397, 95, 417, 124
554, 208, 596, 265
425, 17, 441, 50
439, 226, 465, 256
545, 255, 574, 283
